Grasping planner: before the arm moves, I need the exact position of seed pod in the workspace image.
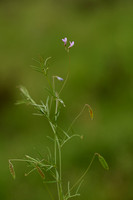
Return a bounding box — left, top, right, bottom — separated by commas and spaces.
97, 154, 109, 170
9, 160, 15, 179
89, 107, 93, 120
36, 166, 45, 179
86, 104, 93, 120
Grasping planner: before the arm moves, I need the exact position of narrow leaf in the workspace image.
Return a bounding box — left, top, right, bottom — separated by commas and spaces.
30, 65, 43, 73
46, 96, 50, 116
58, 98, 65, 107
25, 168, 36, 176
19, 86, 30, 97
15, 100, 26, 105
43, 180, 57, 184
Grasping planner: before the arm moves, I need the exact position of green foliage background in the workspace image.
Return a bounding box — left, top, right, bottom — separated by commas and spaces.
0, 0, 133, 199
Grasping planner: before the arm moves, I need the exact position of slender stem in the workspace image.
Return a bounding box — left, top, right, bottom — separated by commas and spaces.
54, 93, 63, 199
57, 138, 63, 200
58, 72, 69, 95
9, 159, 37, 164
55, 92, 59, 121
67, 104, 86, 133
56, 169, 61, 200
53, 76, 57, 172
68, 51, 70, 72
44, 183, 55, 200
49, 121, 63, 200
46, 75, 53, 90
54, 135, 57, 166
59, 51, 70, 96
53, 76, 55, 91
67, 153, 96, 195
44, 53, 72, 200
9, 159, 51, 168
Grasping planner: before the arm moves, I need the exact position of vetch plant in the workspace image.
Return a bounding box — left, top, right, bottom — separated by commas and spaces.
9, 37, 109, 200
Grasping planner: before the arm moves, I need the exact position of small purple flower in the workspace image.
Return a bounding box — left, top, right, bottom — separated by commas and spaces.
62, 37, 67, 46
56, 76, 64, 81
68, 41, 74, 48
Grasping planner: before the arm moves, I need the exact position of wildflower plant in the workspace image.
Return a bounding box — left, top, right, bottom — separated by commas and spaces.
9, 37, 109, 200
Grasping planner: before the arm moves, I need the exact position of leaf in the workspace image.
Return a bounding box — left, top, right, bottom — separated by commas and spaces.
15, 100, 27, 105
32, 58, 41, 65
19, 86, 30, 98
30, 65, 43, 73
46, 165, 54, 172
43, 180, 57, 184
9, 160, 15, 179
58, 98, 65, 107
46, 96, 50, 117
25, 168, 36, 176
97, 154, 109, 170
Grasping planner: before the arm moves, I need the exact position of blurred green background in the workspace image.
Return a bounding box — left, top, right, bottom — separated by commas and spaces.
1, 0, 133, 199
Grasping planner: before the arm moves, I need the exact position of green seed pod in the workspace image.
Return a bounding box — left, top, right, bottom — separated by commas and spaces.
98, 154, 109, 170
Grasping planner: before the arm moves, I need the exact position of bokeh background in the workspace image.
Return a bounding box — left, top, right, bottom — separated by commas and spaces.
1, 0, 133, 199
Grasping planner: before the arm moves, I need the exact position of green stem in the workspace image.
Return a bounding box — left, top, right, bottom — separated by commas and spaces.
44, 183, 55, 200
67, 104, 91, 133
49, 122, 63, 200
46, 75, 53, 90
58, 73, 69, 95
55, 95, 63, 199
56, 138, 63, 200
66, 153, 96, 197
46, 72, 64, 200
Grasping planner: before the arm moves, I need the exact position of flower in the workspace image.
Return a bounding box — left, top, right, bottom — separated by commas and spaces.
56, 76, 64, 81
68, 41, 74, 48
62, 37, 67, 46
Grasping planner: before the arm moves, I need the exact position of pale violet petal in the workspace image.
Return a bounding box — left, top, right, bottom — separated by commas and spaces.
56, 76, 64, 81
68, 41, 74, 48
